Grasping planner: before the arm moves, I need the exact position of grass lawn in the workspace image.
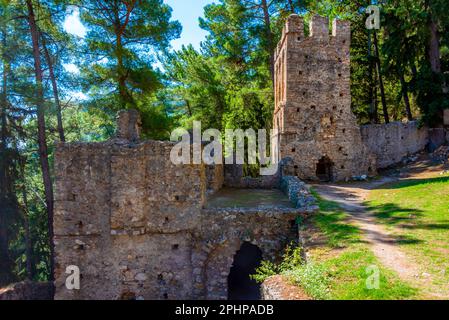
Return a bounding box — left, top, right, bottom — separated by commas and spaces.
367, 175, 449, 296
304, 195, 417, 300
256, 193, 418, 300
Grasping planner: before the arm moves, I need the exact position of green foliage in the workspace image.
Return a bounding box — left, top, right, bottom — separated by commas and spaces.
284, 263, 331, 300
250, 260, 279, 283
252, 244, 330, 300
164, 0, 288, 133
80, 0, 181, 137
252, 244, 304, 283
414, 65, 449, 125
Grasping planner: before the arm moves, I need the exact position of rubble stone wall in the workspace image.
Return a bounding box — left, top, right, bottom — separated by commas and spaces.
53, 139, 207, 300
223, 164, 280, 189
360, 121, 429, 168
206, 164, 224, 194
53, 112, 313, 300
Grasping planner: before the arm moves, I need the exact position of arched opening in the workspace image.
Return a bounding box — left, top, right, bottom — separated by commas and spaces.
316, 156, 334, 182
227, 242, 263, 300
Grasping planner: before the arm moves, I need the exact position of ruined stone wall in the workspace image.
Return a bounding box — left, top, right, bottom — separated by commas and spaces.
428, 128, 447, 152
273, 15, 376, 181
206, 164, 224, 195
53, 111, 310, 300
223, 164, 281, 189
360, 121, 429, 168
54, 139, 207, 300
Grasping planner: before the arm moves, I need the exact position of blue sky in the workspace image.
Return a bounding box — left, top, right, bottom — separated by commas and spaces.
165, 0, 216, 50
64, 0, 216, 50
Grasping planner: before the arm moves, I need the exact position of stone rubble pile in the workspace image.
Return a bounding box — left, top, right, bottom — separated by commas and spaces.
280, 176, 318, 212
432, 145, 449, 163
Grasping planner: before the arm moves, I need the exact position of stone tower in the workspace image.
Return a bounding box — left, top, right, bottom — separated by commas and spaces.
273, 14, 376, 181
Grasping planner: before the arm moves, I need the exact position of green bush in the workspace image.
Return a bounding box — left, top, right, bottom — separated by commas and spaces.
251, 244, 303, 283
284, 263, 330, 300
252, 244, 331, 300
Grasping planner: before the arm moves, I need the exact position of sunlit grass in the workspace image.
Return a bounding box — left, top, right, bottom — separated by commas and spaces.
254, 193, 417, 300
301, 195, 417, 300
367, 176, 449, 293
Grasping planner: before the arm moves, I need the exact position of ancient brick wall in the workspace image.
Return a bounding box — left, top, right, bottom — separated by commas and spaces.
206, 164, 224, 195
273, 15, 376, 181
361, 121, 429, 168
53, 111, 313, 300
223, 163, 281, 189
53, 139, 206, 300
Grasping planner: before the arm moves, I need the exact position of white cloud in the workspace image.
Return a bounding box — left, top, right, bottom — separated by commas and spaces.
63, 63, 80, 74
69, 91, 88, 101
64, 6, 87, 38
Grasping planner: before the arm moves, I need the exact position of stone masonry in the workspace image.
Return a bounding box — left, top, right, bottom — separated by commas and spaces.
53, 111, 316, 300
360, 121, 429, 168
273, 15, 376, 181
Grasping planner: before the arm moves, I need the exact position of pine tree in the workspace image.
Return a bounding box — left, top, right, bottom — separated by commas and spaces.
79, 0, 181, 136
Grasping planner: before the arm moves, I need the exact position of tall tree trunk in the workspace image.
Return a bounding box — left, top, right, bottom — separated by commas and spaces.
399, 70, 413, 121
288, 0, 295, 13
0, 25, 15, 286
0, 36, 11, 287
425, 1, 447, 93
369, 71, 379, 124
373, 67, 379, 123
368, 31, 378, 124
113, 3, 127, 108
19, 156, 34, 280
373, 31, 389, 123
428, 18, 441, 74
410, 62, 418, 79
261, 0, 275, 85
114, 1, 136, 108
185, 99, 192, 117
26, 0, 55, 281
116, 34, 128, 108
41, 34, 65, 142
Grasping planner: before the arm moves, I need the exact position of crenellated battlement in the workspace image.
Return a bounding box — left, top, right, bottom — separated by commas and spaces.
274, 14, 350, 62
332, 18, 351, 39
310, 15, 329, 39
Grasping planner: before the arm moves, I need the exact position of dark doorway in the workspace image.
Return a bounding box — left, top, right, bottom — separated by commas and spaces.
227, 242, 263, 300
316, 156, 334, 182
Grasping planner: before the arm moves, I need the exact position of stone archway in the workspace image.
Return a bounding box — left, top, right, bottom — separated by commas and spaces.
227, 242, 263, 300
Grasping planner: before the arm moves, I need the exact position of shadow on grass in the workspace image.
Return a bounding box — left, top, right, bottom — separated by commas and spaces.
394, 235, 424, 245
400, 222, 449, 230
364, 203, 427, 241
380, 176, 449, 190
364, 202, 424, 225
312, 194, 365, 248
365, 176, 449, 233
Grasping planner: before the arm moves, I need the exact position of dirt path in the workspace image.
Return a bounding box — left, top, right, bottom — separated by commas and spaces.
312, 157, 447, 299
